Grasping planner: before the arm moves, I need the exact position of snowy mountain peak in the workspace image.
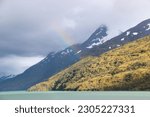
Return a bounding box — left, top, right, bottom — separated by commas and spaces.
83, 25, 108, 48
95, 25, 107, 34
90, 25, 107, 42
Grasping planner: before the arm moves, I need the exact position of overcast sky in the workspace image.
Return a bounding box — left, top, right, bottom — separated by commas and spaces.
0, 0, 150, 75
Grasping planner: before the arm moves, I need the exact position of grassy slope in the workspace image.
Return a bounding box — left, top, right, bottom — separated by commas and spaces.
29, 36, 150, 91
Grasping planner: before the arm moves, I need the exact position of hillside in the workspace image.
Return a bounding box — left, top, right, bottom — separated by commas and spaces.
29, 35, 150, 91
0, 19, 150, 91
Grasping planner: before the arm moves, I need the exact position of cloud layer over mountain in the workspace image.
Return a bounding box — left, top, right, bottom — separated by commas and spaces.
0, 0, 150, 74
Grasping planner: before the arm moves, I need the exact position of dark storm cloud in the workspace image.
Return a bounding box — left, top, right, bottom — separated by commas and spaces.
0, 0, 150, 74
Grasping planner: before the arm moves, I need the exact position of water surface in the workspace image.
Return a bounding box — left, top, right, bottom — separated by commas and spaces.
0, 91, 150, 100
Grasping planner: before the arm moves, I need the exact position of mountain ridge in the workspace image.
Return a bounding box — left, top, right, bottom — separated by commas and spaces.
0, 18, 150, 91
0, 73, 15, 82
29, 35, 150, 91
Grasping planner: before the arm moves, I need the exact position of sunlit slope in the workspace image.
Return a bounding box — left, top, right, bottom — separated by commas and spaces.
29, 36, 150, 91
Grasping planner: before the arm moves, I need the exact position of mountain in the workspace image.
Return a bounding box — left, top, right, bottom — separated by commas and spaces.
0, 25, 108, 91
81, 18, 150, 56
0, 73, 15, 82
82, 24, 108, 48
0, 19, 150, 91
29, 35, 150, 91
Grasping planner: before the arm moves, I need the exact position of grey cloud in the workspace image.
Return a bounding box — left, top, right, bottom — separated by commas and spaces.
0, 55, 44, 74
0, 0, 150, 57
0, 0, 150, 74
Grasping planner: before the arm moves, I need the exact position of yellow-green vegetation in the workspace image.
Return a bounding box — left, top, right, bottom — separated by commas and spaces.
29, 36, 150, 91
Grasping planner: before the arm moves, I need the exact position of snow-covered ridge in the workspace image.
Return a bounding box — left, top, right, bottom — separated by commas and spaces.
86, 25, 109, 49
86, 19, 150, 50
86, 38, 105, 49
61, 49, 73, 55
36, 19, 150, 67
43, 20, 150, 60
86, 28, 114, 49
0, 73, 16, 81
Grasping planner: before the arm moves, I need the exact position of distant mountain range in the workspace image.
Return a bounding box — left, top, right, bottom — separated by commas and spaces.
0, 18, 150, 91
0, 73, 15, 82
29, 35, 150, 91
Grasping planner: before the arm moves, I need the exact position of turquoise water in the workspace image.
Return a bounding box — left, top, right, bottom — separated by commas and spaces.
0, 91, 150, 100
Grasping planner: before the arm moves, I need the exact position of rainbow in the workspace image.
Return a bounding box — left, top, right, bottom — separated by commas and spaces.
50, 22, 75, 46
49, 21, 81, 56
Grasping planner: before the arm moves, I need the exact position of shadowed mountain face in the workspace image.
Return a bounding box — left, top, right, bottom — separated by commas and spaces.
0, 19, 150, 91
29, 35, 150, 91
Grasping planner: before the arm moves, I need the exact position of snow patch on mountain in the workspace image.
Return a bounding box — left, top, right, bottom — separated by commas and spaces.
61, 49, 73, 55
133, 32, 138, 35
146, 23, 150, 30
86, 29, 117, 49
86, 41, 102, 49
121, 38, 125, 41
75, 50, 82, 54
126, 31, 130, 36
